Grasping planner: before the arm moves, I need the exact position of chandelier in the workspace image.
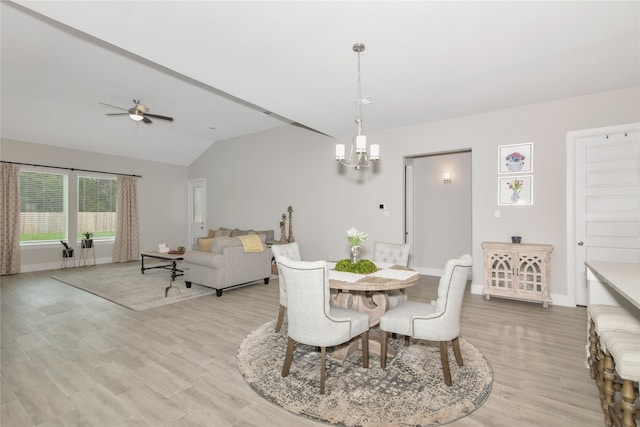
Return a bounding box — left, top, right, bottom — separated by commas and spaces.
335, 43, 379, 170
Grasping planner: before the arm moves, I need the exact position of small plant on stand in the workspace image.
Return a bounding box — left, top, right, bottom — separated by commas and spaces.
81, 232, 94, 248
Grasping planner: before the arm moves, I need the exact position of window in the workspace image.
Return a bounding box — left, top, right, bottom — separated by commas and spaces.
19, 170, 66, 243
77, 176, 117, 240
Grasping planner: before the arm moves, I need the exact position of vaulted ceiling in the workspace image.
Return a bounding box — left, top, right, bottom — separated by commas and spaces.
2, 1, 638, 166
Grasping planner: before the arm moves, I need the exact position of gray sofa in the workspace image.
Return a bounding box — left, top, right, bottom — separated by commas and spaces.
183, 229, 274, 297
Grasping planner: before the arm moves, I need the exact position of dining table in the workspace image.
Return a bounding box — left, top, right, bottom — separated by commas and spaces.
327, 262, 420, 361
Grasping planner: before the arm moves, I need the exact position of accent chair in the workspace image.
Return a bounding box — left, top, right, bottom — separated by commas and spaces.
373, 241, 411, 307
277, 257, 369, 394
270, 242, 301, 333
379, 254, 472, 386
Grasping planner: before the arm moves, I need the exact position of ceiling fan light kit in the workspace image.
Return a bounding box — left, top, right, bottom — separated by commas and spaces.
335, 42, 379, 170
100, 98, 174, 124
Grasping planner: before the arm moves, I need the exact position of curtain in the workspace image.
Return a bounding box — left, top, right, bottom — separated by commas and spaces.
112, 175, 140, 262
1, 163, 21, 275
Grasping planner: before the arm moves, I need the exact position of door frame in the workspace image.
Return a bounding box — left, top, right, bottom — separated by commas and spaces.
565, 122, 640, 307
188, 178, 207, 247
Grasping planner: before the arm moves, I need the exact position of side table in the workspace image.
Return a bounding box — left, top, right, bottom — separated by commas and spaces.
79, 245, 96, 267
61, 248, 75, 268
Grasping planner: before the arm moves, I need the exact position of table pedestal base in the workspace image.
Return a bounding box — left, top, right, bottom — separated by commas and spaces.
331, 290, 394, 362
331, 327, 396, 362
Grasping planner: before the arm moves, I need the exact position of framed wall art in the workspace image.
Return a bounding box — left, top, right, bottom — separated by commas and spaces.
498, 175, 533, 205
498, 142, 533, 174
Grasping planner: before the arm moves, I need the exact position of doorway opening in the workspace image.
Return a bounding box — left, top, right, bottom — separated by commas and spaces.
405, 150, 472, 276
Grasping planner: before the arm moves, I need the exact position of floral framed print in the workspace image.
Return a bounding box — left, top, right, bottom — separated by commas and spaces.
498, 142, 533, 174
499, 176, 533, 205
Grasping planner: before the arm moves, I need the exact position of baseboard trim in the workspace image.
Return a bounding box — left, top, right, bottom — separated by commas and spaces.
20, 257, 113, 273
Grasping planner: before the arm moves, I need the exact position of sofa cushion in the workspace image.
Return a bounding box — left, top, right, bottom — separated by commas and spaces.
216, 227, 232, 238
198, 237, 216, 252
231, 228, 274, 242
207, 227, 233, 238
231, 228, 251, 237
254, 229, 275, 242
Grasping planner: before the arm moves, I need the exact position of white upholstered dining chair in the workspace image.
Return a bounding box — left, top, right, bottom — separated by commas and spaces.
277, 257, 369, 394
379, 254, 472, 386
270, 242, 301, 333
373, 241, 411, 307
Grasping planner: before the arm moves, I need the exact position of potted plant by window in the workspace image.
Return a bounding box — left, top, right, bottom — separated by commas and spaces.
81, 232, 94, 248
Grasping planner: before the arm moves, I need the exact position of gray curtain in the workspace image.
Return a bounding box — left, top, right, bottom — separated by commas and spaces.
112, 175, 140, 262
1, 163, 21, 275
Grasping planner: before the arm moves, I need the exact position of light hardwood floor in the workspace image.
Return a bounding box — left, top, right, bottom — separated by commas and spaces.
1, 269, 603, 426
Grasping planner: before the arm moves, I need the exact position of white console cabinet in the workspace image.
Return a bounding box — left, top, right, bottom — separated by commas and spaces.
482, 241, 553, 308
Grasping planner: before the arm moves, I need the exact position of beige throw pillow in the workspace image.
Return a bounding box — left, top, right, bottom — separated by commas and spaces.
198, 237, 216, 252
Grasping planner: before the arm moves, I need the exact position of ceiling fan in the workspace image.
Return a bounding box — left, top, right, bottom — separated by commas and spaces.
99, 99, 174, 124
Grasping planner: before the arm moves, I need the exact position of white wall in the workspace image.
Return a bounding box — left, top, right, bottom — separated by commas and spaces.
1, 139, 189, 272
189, 86, 640, 304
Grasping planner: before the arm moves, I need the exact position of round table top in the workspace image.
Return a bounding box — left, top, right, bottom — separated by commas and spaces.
328, 265, 419, 292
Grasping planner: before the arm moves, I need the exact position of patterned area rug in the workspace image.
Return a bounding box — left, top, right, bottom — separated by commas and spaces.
237, 320, 493, 427
51, 261, 216, 311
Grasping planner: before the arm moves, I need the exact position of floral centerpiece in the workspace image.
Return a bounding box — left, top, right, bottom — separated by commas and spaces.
347, 227, 367, 263
346, 227, 368, 248
335, 227, 377, 274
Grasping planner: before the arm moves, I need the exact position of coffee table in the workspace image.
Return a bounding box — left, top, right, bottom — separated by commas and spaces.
140, 251, 184, 279
140, 251, 185, 296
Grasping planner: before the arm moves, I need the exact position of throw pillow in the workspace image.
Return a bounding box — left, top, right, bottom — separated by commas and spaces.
252, 229, 275, 242
198, 237, 216, 252
215, 227, 232, 238
207, 229, 216, 238
231, 228, 251, 237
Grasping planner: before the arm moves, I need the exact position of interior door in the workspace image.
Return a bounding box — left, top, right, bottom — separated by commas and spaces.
188, 179, 206, 247
571, 123, 640, 306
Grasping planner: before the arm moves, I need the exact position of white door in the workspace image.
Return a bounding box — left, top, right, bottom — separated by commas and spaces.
568, 123, 640, 306
188, 179, 207, 247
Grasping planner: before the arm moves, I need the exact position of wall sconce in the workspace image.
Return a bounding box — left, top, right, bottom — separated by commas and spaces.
443, 172, 451, 183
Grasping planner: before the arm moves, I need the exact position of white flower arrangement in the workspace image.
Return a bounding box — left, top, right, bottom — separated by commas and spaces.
346, 227, 368, 247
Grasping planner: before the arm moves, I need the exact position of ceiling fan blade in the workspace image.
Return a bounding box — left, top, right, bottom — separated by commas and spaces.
142, 116, 152, 124
99, 102, 128, 111
144, 113, 174, 122
106, 113, 129, 116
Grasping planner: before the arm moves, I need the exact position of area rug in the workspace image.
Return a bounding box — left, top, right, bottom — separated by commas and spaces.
51, 261, 217, 311
237, 320, 493, 427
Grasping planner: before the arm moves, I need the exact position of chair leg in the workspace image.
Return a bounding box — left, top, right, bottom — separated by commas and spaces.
619, 379, 636, 427
361, 330, 369, 368
275, 305, 286, 333
603, 352, 615, 427
380, 330, 388, 368
439, 341, 452, 386
452, 336, 464, 366
282, 337, 295, 377
404, 336, 410, 346
588, 320, 598, 380
320, 346, 326, 394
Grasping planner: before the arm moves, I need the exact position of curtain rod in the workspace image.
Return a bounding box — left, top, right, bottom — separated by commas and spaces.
0, 160, 142, 178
